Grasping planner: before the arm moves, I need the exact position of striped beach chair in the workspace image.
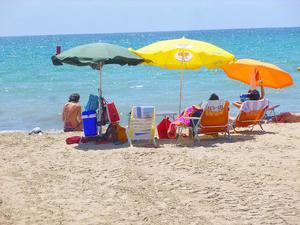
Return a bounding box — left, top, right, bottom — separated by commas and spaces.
128, 106, 157, 147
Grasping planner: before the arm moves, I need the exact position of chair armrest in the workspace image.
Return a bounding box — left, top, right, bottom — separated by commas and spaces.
183, 117, 201, 120
267, 105, 280, 111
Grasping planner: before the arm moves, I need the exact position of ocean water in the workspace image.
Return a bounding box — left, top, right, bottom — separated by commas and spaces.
0, 27, 300, 131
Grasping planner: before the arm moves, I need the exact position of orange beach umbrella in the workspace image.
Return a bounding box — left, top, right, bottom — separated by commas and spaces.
222, 59, 293, 89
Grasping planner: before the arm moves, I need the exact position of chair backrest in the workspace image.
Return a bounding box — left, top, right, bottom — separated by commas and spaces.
235, 99, 269, 127
129, 106, 156, 141
200, 100, 230, 134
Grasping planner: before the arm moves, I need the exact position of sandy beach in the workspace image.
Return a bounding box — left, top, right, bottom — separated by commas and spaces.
0, 123, 299, 225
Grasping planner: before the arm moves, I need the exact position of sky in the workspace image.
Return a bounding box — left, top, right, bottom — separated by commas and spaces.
0, 0, 299, 37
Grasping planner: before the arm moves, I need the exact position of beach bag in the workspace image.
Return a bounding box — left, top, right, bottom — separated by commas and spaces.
116, 124, 128, 143
106, 102, 120, 124
157, 117, 172, 139
167, 123, 177, 139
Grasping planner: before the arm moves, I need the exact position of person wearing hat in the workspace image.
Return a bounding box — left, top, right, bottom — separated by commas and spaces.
62, 93, 83, 132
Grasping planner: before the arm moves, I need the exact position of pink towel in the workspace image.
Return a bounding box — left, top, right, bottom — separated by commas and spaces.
172, 105, 199, 127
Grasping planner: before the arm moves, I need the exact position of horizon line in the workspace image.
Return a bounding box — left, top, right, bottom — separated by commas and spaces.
1, 25, 299, 38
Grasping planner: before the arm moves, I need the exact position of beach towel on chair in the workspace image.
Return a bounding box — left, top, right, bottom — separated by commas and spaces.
172, 105, 199, 127
167, 105, 200, 139
200, 100, 230, 134
202, 100, 225, 115
240, 99, 269, 112
234, 99, 269, 128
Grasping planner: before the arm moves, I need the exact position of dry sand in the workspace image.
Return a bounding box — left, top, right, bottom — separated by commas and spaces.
0, 123, 299, 225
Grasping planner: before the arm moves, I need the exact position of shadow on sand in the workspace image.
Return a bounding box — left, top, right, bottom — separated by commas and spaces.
74, 129, 277, 151
159, 129, 277, 148
75, 142, 130, 151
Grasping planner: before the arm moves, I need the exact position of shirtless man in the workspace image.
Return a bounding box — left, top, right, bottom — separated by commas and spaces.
62, 93, 83, 131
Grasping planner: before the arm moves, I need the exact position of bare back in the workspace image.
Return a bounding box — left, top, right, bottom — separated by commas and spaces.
62, 102, 82, 131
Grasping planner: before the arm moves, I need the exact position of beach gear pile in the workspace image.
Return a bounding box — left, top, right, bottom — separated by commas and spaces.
67, 95, 127, 145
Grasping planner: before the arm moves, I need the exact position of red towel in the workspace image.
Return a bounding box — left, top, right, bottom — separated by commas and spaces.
66, 136, 82, 144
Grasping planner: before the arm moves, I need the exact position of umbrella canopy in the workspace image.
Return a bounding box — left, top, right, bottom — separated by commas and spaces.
52, 42, 143, 68
51, 42, 143, 135
130, 37, 235, 70
222, 59, 293, 89
130, 37, 235, 112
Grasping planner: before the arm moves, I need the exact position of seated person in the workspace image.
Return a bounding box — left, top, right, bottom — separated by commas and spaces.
190, 93, 220, 128
62, 93, 83, 132
271, 112, 300, 123
208, 93, 219, 101
170, 93, 221, 128
233, 81, 265, 108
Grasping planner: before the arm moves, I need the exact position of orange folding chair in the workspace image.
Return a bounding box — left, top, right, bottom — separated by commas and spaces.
184, 100, 230, 143
200, 100, 230, 136
232, 99, 269, 131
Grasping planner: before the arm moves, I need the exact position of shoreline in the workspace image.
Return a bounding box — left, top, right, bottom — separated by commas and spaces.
0, 129, 64, 134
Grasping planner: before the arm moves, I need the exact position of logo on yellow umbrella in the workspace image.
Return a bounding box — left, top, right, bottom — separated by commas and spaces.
174, 51, 193, 62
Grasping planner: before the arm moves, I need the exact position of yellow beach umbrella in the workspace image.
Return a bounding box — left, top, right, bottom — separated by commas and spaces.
130, 37, 235, 112
222, 59, 293, 89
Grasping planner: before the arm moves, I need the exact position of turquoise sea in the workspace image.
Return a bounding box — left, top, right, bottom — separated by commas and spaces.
0, 27, 300, 131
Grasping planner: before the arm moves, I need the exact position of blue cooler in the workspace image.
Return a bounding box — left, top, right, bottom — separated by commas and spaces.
82, 110, 97, 137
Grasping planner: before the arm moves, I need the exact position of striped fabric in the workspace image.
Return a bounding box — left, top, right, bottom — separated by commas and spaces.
133, 106, 154, 118
129, 106, 155, 141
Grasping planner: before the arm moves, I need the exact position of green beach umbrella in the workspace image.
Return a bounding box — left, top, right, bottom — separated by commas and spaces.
52, 42, 143, 67
51, 42, 144, 134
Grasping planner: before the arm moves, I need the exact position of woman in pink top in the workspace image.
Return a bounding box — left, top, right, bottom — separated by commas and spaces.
62, 93, 83, 131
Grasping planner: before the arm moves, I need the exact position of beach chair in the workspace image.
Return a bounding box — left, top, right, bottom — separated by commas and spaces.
232, 99, 269, 131
178, 100, 230, 144
199, 100, 230, 137
128, 106, 157, 147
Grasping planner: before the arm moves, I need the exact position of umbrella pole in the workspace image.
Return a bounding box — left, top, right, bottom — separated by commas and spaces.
179, 70, 184, 114
98, 62, 103, 135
